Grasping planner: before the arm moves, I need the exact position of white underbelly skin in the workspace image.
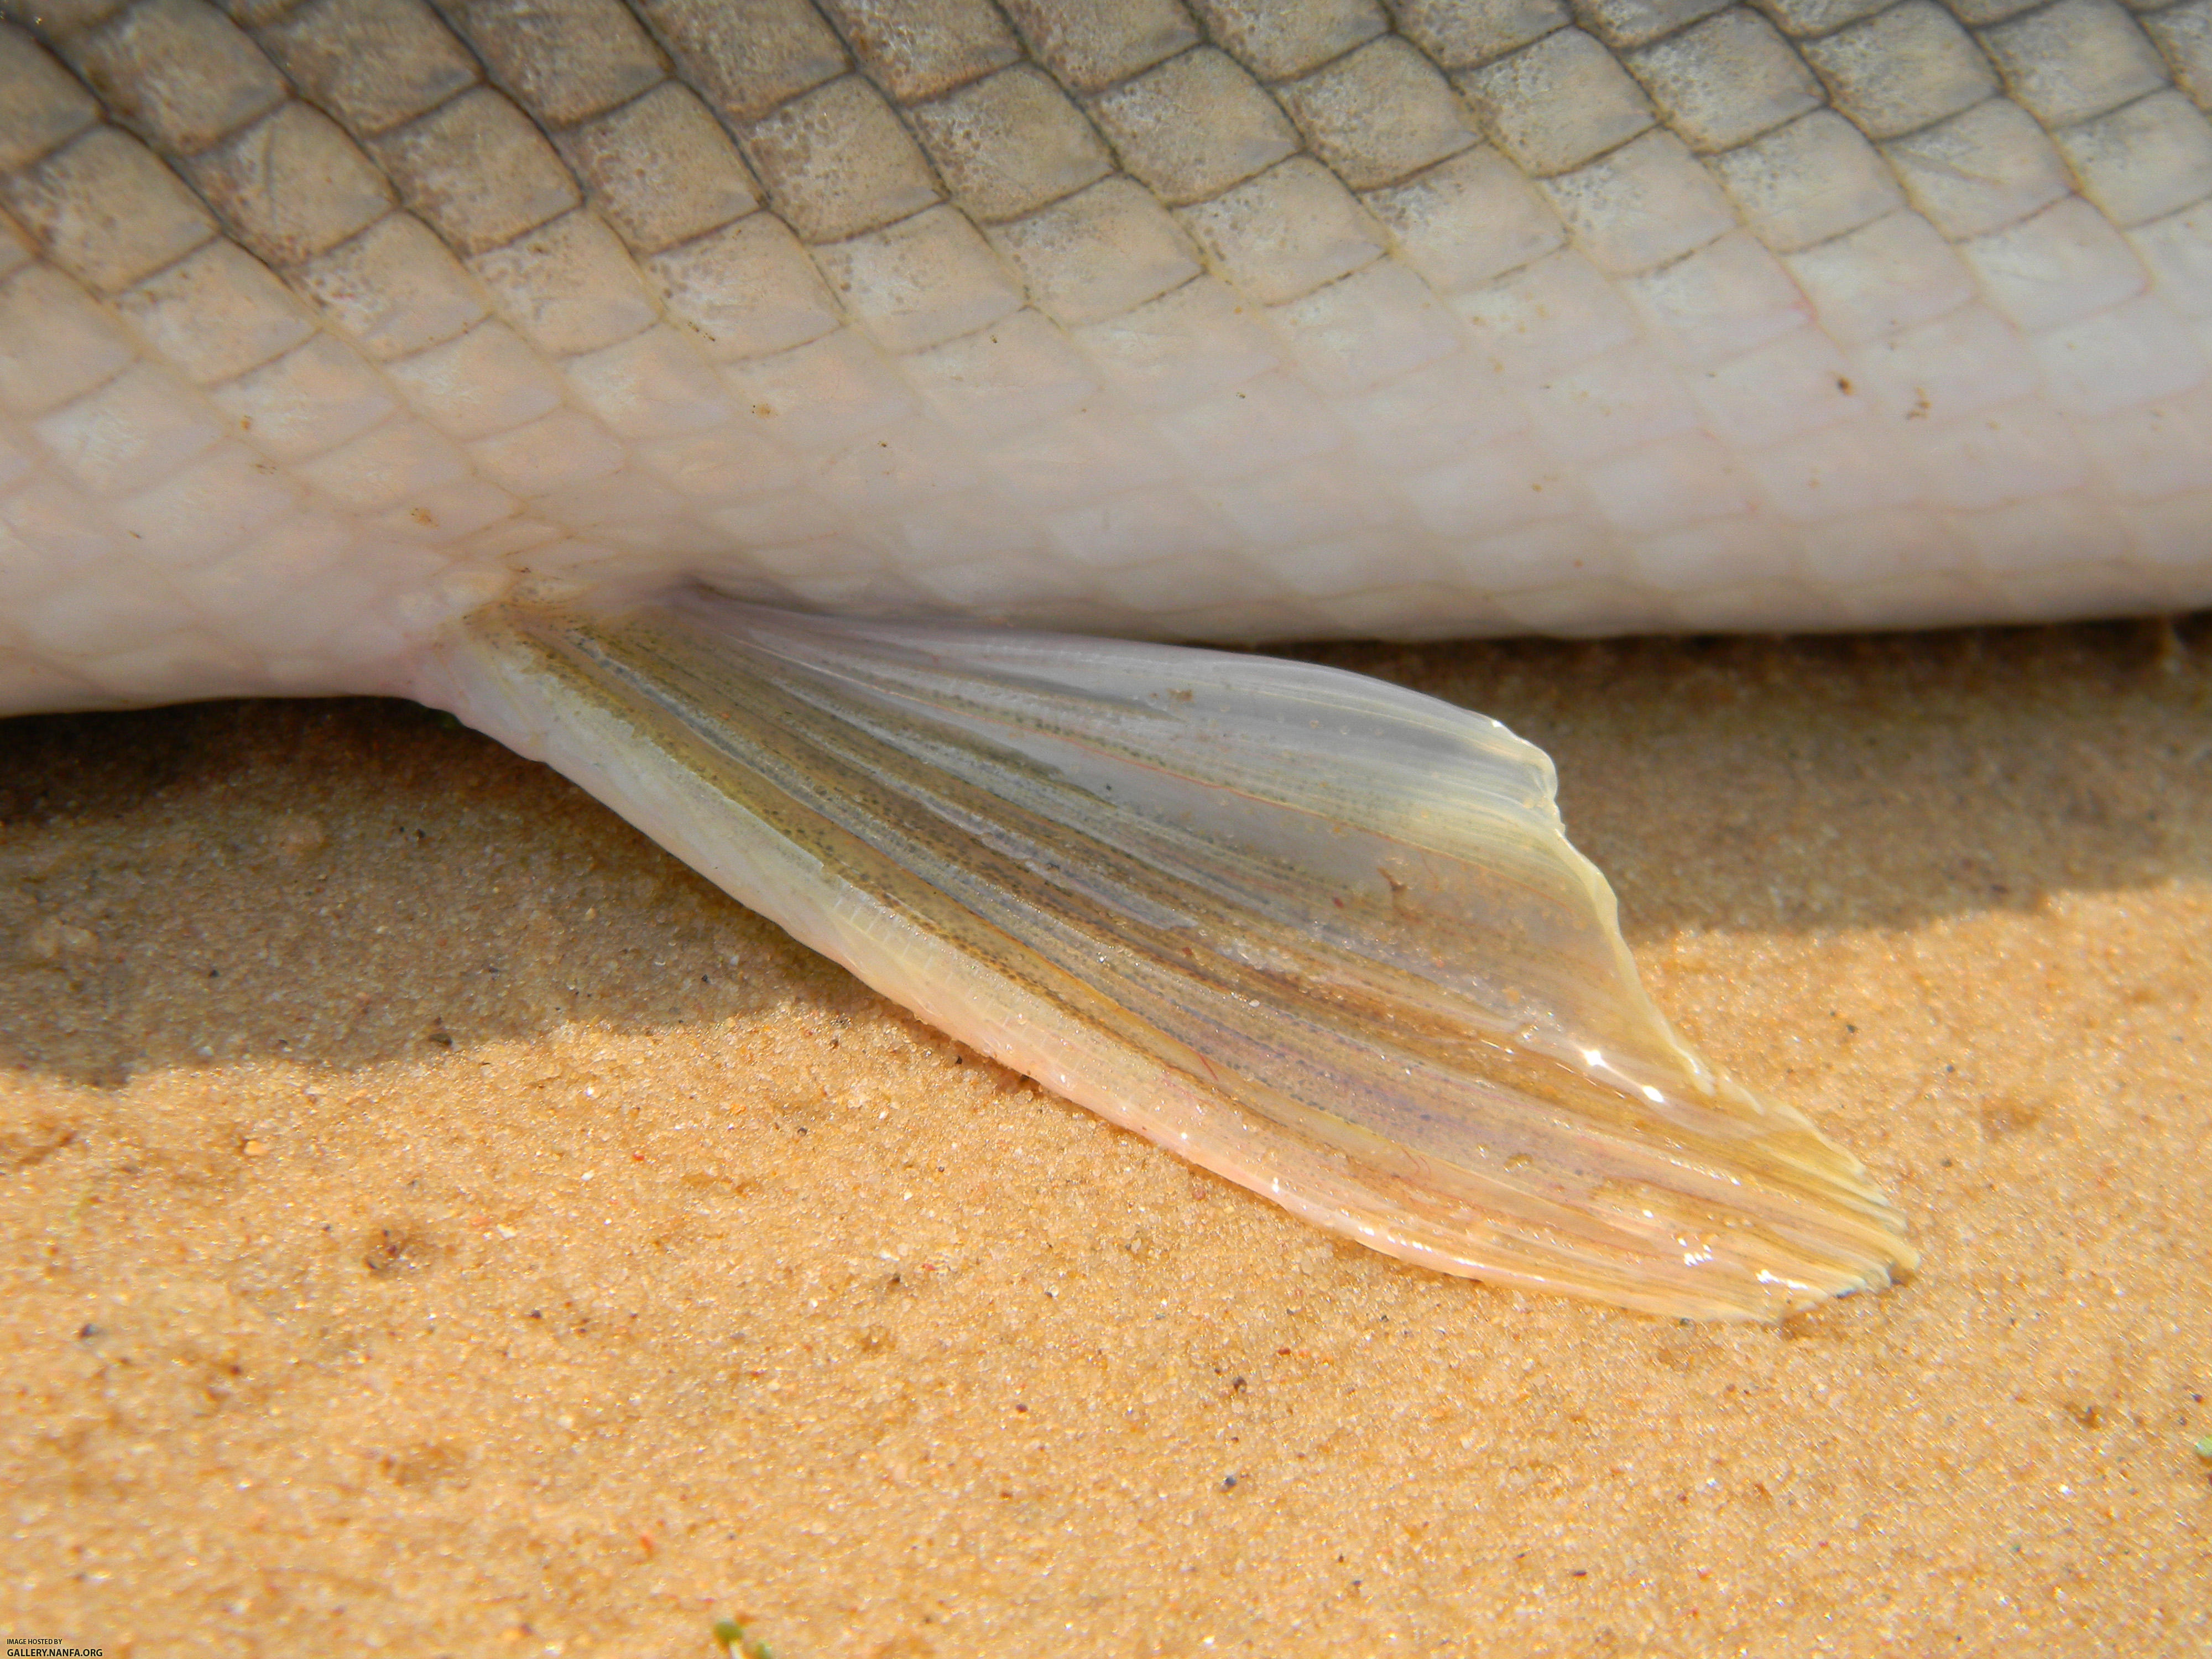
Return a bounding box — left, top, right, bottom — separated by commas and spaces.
2, 0, 2209, 709
0, 0, 2188, 1314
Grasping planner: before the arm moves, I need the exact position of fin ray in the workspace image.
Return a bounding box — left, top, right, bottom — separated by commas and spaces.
435, 594, 1916, 1321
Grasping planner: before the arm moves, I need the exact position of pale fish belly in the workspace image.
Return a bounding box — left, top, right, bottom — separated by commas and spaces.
0, 0, 2209, 708
1, 0, 2201, 1318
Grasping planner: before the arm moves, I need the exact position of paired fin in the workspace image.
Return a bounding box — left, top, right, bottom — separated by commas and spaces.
434, 593, 1915, 1321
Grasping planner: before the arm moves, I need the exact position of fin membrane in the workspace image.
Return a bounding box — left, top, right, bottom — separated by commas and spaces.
440, 593, 1915, 1321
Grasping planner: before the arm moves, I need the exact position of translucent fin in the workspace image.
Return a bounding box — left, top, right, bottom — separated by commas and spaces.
429, 594, 1916, 1321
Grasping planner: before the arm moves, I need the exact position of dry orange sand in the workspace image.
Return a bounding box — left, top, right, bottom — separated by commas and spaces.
2, 620, 2208, 1658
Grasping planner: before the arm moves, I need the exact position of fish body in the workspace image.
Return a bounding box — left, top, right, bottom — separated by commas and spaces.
0, 0, 2208, 712
1, 0, 2192, 1315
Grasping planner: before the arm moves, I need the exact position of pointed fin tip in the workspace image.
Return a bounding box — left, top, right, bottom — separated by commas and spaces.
431, 594, 1915, 1322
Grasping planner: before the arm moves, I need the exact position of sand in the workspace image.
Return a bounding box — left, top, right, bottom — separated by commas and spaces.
2, 619, 2208, 1658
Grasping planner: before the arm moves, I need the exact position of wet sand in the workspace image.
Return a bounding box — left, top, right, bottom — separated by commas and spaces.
2, 619, 2208, 1657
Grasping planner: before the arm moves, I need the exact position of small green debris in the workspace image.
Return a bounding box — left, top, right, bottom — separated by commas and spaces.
2194, 1434, 2212, 1461
712, 1619, 775, 1659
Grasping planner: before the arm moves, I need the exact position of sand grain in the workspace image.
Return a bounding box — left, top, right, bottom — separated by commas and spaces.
2, 622, 2208, 1657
